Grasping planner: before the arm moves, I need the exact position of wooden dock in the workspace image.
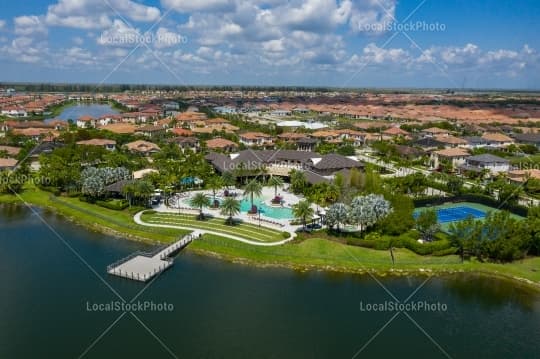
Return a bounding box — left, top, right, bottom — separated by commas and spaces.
107, 231, 200, 282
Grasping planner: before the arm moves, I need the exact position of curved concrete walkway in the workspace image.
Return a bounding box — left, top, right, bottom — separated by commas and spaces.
134, 212, 296, 247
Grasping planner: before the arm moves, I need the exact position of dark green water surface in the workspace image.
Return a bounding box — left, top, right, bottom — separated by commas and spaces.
0, 205, 539, 358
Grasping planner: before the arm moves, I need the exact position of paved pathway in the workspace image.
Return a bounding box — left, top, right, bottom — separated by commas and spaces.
134, 212, 296, 247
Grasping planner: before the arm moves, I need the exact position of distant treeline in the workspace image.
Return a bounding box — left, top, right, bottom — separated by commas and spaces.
2, 82, 539, 96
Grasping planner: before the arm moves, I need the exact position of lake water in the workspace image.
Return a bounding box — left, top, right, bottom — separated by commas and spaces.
46, 103, 119, 121
0, 204, 539, 358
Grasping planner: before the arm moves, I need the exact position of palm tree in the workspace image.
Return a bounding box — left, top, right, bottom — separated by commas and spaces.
136, 181, 155, 207
220, 197, 241, 225
243, 179, 263, 213
190, 192, 210, 220
122, 183, 135, 207
222, 171, 236, 191
268, 175, 284, 199
207, 176, 223, 207
292, 200, 314, 230
289, 169, 307, 194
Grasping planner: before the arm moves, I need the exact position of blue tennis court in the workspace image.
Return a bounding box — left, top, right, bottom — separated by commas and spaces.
415, 206, 486, 223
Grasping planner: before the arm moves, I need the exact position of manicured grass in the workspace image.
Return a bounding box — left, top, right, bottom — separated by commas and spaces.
2, 187, 539, 288
141, 212, 286, 243
192, 235, 540, 285
0, 187, 188, 243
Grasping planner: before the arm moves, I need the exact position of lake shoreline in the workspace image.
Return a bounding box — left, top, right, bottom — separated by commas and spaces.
1, 194, 539, 292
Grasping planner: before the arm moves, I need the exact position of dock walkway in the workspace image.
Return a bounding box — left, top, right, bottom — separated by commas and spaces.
107, 231, 200, 282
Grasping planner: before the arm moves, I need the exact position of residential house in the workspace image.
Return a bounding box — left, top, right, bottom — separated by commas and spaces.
296, 137, 318, 152
76, 139, 116, 151
48, 120, 68, 131
433, 135, 468, 148
205, 138, 238, 152
0, 158, 18, 170
459, 154, 510, 176
136, 125, 166, 138
13, 128, 59, 141
430, 148, 470, 170
97, 114, 122, 126
394, 145, 425, 159
0, 145, 21, 157
270, 109, 291, 117
133, 168, 159, 179
124, 140, 161, 155
170, 128, 194, 137
277, 132, 309, 143
513, 133, 540, 149
99, 123, 137, 134
239, 132, 274, 147
76, 115, 97, 128
462, 136, 489, 149
336, 129, 365, 146
311, 130, 339, 142
507, 169, 540, 184
1, 107, 27, 117
382, 127, 411, 140
481, 133, 514, 148
421, 127, 450, 138
169, 136, 200, 153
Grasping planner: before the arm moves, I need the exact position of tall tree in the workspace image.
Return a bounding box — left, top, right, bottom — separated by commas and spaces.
415, 209, 440, 242
292, 200, 314, 230
326, 203, 349, 233
349, 194, 392, 233
220, 197, 241, 225
207, 176, 224, 207
222, 171, 236, 190
190, 193, 211, 220
268, 175, 284, 198
289, 169, 307, 194
243, 179, 263, 212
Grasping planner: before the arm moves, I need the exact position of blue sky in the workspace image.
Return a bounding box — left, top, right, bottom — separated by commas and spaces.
0, 0, 538, 88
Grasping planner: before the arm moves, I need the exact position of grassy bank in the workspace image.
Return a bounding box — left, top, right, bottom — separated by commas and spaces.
0, 187, 188, 243
192, 235, 540, 287
1, 187, 539, 289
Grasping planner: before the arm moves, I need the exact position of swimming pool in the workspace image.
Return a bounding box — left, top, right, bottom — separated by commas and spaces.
239, 198, 293, 220
182, 195, 293, 220
414, 205, 486, 223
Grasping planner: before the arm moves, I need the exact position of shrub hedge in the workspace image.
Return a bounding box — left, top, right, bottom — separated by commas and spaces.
346, 232, 455, 256
95, 199, 129, 211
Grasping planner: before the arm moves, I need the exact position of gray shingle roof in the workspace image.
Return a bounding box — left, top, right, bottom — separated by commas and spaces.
513, 133, 540, 144
466, 154, 509, 164
309, 154, 363, 170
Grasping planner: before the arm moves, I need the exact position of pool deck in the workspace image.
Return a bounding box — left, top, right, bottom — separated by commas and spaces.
163, 187, 311, 232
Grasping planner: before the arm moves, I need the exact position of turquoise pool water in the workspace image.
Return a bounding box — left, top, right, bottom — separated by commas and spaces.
183, 196, 293, 220
239, 198, 293, 220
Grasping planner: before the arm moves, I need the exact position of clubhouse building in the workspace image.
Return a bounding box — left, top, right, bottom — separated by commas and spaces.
205, 150, 364, 184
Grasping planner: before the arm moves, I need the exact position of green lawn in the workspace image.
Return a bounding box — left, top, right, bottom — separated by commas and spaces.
0, 187, 188, 243
140, 212, 287, 243
2, 187, 539, 288
193, 235, 540, 285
